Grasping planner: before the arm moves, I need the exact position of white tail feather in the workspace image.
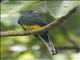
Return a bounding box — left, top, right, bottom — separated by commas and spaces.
37, 34, 57, 55
46, 33, 57, 55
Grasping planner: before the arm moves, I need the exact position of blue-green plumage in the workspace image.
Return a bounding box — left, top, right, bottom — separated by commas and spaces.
18, 10, 47, 26
18, 10, 57, 55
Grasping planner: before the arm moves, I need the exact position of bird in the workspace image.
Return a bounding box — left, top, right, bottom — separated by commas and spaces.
18, 10, 57, 55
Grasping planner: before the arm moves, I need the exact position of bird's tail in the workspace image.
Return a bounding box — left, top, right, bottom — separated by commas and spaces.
37, 33, 57, 55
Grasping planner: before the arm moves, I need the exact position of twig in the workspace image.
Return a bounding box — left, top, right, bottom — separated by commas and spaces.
56, 46, 80, 51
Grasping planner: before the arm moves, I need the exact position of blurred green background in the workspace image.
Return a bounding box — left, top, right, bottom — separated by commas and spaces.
0, 0, 80, 60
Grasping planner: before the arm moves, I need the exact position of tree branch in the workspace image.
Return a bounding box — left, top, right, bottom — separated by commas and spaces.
56, 47, 80, 53
56, 46, 80, 51
0, 5, 79, 37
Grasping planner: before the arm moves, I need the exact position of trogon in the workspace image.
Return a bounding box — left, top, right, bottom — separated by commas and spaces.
18, 10, 57, 55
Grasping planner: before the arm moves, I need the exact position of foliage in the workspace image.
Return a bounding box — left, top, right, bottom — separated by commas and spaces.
1, 0, 80, 60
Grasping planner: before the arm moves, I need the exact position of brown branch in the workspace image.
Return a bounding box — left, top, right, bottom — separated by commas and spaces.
57, 47, 80, 50
56, 47, 80, 53
0, 5, 79, 37
41, 46, 80, 52
0, 19, 59, 37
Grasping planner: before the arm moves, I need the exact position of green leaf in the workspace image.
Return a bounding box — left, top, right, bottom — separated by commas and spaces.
46, 1, 80, 18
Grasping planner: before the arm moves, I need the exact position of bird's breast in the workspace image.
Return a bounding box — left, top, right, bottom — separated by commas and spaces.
22, 25, 42, 30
